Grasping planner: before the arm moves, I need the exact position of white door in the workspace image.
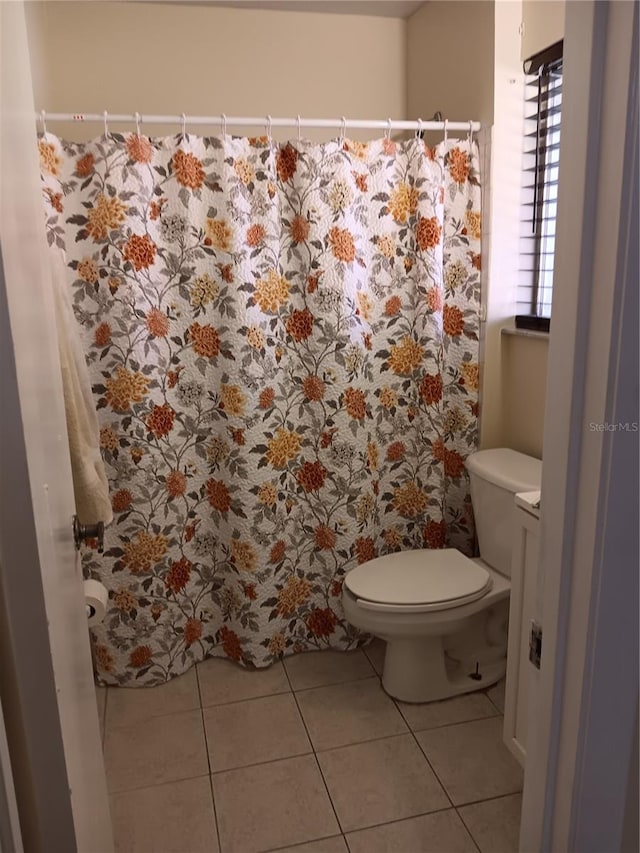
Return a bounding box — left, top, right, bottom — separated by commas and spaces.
0, 3, 113, 851
519, 1, 638, 851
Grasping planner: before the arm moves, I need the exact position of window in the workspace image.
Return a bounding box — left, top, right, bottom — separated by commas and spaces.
518, 40, 563, 331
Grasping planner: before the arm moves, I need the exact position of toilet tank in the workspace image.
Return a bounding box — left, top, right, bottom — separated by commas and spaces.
466, 449, 542, 577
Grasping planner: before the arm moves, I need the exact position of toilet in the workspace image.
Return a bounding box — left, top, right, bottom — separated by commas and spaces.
342, 448, 542, 703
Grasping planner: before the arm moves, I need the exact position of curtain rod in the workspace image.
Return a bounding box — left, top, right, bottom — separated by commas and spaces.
37, 112, 481, 133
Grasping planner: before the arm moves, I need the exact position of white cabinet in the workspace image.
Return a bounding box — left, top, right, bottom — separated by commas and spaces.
504, 491, 541, 767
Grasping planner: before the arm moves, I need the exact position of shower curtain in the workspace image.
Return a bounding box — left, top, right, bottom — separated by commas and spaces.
39, 130, 481, 685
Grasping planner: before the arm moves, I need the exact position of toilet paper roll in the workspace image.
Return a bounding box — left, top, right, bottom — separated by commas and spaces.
84, 579, 108, 625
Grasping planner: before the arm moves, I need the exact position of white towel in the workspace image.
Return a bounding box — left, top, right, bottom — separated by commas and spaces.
52, 250, 113, 527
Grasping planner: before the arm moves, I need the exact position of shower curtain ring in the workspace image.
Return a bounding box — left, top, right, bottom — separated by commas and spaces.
297, 114, 302, 143
103, 110, 109, 136
221, 113, 227, 139
340, 116, 346, 144
135, 112, 141, 138
468, 119, 474, 144
181, 112, 187, 138
386, 118, 392, 141
416, 117, 423, 139
40, 109, 47, 135
266, 115, 272, 143
443, 119, 449, 144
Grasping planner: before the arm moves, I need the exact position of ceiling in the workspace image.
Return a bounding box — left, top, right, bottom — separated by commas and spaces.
143, 1, 427, 18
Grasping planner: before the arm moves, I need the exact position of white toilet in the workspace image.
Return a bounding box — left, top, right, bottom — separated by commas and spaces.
342, 448, 542, 703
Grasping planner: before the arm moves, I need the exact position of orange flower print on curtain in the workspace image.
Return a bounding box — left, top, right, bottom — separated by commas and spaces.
39, 131, 481, 685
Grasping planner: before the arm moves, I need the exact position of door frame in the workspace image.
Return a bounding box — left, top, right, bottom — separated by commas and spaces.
520, 1, 639, 850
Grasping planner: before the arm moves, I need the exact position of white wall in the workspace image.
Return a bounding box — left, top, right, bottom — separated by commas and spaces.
25, 1, 406, 142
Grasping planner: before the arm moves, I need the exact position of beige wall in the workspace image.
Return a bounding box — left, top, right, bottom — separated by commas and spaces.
502, 333, 548, 458
522, 0, 565, 60
407, 1, 495, 134
25, 1, 406, 142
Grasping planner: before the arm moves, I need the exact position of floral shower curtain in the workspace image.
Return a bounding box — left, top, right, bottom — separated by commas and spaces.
39, 130, 481, 685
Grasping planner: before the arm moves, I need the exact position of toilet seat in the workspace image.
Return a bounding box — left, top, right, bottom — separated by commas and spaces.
344, 548, 492, 613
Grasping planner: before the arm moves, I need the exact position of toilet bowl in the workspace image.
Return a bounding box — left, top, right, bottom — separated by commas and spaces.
342, 448, 542, 703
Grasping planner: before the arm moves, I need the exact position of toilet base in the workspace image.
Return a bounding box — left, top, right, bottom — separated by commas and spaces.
381, 635, 506, 703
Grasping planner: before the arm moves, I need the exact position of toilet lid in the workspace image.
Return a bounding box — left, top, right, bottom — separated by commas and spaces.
344, 549, 491, 609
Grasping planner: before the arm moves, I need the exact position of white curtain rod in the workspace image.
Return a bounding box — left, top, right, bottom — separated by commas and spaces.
37, 112, 481, 133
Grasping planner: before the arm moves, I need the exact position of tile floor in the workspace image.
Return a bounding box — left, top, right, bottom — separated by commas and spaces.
96, 640, 523, 853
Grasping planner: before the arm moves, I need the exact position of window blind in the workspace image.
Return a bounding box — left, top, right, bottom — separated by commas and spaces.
518, 40, 563, 327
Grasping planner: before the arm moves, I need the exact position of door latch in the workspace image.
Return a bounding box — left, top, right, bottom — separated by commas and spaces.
73, 515, 104, 554
529, 621, 542, 669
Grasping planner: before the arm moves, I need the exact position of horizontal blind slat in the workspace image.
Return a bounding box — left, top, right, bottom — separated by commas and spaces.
520, 52, 563, 320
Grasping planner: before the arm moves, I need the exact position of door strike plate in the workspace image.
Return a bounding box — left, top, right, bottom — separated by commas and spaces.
529, 621, 542, 669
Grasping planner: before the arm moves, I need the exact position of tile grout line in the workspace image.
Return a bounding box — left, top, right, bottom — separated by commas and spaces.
103, 657, 515, 851
195, 664, 223, 853
390, 687, 456, 812
201, 690, 507, 771
456, 790, 524, 808
339, 802, 478, 846
107, 712, 524, 841
102, 686, 108, 751
104, 703, 203, 731
409, 723, 456, 809
405, 709, 506, 736
293, 673, 381, 700
361, 642, 383, 676
109, 771, 212, 798
455, 806, 485, 853
192, 685, 506, 777
284, 666, 485, 846
407, 709, 523, 822
198, 669, 378, 714
455, 790, 524, 852
263, 831, 348, 853
208, 749, 321, 779
392, 701, 501, 734
198, 651, 375, 708
209, 747, 316, 776
287, 672, 377, 694
281, 657, 346, 841
200, 687, 291, 710
390, 680, 501, 851
486, 693, 505, 715
207, 729, 416, 777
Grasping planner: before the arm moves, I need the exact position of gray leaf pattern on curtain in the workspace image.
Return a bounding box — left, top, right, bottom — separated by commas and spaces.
39, 132, 481, 685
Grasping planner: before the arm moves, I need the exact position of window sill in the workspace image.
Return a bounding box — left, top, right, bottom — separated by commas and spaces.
502, 326, 550, 341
